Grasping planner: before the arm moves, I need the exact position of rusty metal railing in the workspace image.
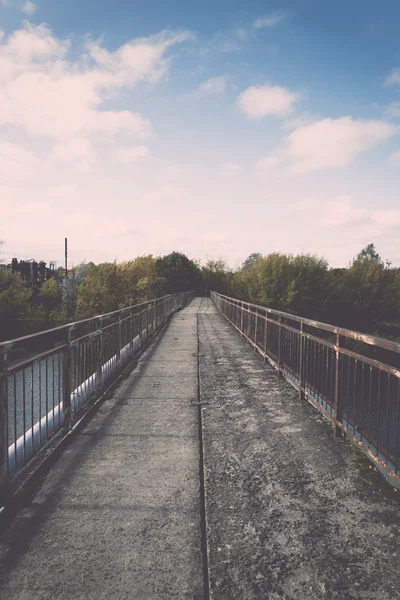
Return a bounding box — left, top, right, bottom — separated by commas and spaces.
0, 292, 192, 502
211, 291, 400, 486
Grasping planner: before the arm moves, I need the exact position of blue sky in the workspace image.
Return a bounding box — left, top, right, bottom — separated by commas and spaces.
0, 0, 400, 267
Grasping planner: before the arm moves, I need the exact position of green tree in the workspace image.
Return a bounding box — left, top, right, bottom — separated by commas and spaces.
117, 255, 164, 304
39, 277, 62, 314
243, 253, 262, 269
0, 270, 32, 340
202, 259, 232, 295
75, 262, 121, 319
156, 252, 202, 294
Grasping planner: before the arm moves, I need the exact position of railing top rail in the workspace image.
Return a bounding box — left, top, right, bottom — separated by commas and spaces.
0, 292, 187, 350
211, 290, 400, 355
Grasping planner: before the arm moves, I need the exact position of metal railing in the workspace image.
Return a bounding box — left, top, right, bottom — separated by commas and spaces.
211, 291, 400, 486
0, 292, 192, 501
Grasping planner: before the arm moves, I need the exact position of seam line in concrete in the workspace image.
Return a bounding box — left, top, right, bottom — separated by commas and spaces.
196, 310, 211, 600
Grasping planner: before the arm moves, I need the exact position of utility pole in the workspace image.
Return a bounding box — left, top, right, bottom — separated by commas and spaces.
65, 237, 68, 279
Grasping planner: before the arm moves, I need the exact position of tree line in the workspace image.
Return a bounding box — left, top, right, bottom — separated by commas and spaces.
1, 244, 399, 342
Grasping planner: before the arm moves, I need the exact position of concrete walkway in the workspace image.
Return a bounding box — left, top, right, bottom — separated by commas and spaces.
0, 301, 204, 600
1, 297, 400, 600
198, 298, 400, 600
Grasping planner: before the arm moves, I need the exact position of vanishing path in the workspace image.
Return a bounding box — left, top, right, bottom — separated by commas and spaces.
1, 297, 400, 599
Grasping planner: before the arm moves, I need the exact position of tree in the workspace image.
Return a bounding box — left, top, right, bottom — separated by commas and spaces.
0, 270, 32, 340
243, 253, 262, 269
117, 255, 164, 305
202, 259, 232, 294
75, 262, 121, 319
156, 252, 202, 294
39, 277, 62, 314
356, 243, 382, 263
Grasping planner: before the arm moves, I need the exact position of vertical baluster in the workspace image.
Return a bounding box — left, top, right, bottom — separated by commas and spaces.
385, 373, 391, 466
0, 347, 9, 500
63, 329, 72, 434
334, 333, 342, 437
96, 318, 103, 394
298, 323, 304, 400
31, 363, 34, 454
278, 316, 283, 377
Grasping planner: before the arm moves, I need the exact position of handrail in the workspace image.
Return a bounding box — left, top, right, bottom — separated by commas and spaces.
211, 290, 400, 488
0, 291, 193, 503
213, 291, 400, 354
0, 294, 180, 348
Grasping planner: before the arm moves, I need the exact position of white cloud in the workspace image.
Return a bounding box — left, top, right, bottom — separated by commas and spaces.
50, 138, 94, 172
194, 75, 227, 98
285, 117, 396, 174
389, 150, 400, 165
238, 84, 300, 119
22, 1, 37, 15
294, 194, 400, 235
0, 142, 40, 180
254, 11, 287, 29
0, 24, 188, 141
49, 184, 75, 199
385, 102, 400, 118
385, 68, 400, 86
235, 28, 247, 41
86, 30, 193, 87
224, 162, 244, 176
156, 161, 188, 186
373, 209, 400, 228
114, 145, 149, 164
255, 156, 281, 170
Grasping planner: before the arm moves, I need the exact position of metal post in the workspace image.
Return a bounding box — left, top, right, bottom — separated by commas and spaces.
334, 333, 343, 437
96, 318, 103, 393
0, 347, 8, 500
117, 315, 121, 367
298, 322, 304, 400
65, 237, 68, 279
62, 330, 72, 433
139, 309, 144, 348
254, 309, 258, 352
129, 310, 134, 355
240, 302, 244, 335
264, 311, 268, 361
278, 315, 283, 377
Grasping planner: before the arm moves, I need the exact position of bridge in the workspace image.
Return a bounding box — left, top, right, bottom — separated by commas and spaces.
1, 294, 400, 599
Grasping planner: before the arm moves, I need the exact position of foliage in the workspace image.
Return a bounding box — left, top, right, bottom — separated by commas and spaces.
156, 252, 202, 294
1, 243, 399, 341
201, 259, 232, 295
0, 270, 32, 340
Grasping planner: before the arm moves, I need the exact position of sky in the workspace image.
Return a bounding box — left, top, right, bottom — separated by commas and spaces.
0, 0, 400, 269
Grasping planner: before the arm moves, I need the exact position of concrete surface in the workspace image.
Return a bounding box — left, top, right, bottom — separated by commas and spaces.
198, 297, 400, 600
0, 302, 203, 600
1, 296, 400, 600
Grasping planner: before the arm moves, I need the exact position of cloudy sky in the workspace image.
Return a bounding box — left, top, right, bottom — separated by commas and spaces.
0, 0, 400, 268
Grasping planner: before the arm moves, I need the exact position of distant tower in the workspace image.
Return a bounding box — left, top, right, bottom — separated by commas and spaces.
65, 237, 68, 278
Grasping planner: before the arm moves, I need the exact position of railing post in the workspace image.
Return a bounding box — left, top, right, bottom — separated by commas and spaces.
298, 322, 304, 400
240, 301, 244, 335
62, 329, 72, 433
334, 333, 343, 437
96, 317, 103, 393
278, 315, 283, 377
0, 347, 9, 500
117, 315, 121, 367
139, 309, 143, 348
254, 308, 258, 352
129, 310, 134, 355
264, 311, 268, 361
